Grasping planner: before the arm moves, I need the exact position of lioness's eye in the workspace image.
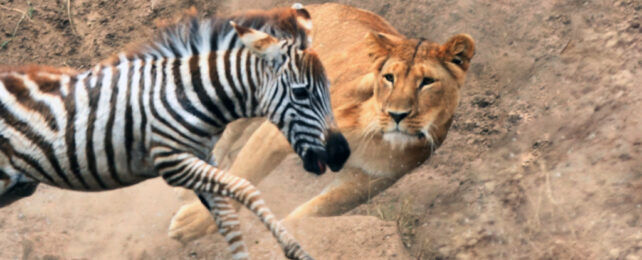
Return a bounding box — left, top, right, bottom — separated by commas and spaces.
420, 77, 435, 88
452, 56, 463, 65
383, 74, 394, 83
292, 87, 309, 100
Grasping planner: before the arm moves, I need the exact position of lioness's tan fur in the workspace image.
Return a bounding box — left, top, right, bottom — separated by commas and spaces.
168, 3, 475, 243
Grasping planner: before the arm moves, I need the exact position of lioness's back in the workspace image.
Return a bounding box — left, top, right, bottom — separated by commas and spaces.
308, 3, 399, 60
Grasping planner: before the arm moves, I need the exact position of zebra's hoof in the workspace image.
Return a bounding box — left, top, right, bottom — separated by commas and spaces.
284, 243, 314, 260
0, 182, 38, 207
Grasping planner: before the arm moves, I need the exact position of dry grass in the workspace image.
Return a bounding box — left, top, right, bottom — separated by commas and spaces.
0, 2, 33, 49
67, 0, 78, 35
499, 160, 599, 260
365, 196, 422, 250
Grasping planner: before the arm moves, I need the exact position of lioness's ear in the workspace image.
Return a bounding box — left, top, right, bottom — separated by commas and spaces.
441, 34, 475, 71
365, 32, 403, 61
231, 21, 286, 65
292, 3, 313, 35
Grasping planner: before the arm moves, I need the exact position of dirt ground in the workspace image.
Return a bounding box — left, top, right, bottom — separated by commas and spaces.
0, 0, 640, 259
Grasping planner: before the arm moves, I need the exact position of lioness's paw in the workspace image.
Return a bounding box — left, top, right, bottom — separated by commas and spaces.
168, 201, 216, 244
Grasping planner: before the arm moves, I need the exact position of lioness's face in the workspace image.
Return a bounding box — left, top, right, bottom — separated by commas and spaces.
367, 33, 475, 148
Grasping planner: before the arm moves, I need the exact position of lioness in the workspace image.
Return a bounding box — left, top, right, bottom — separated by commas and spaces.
169, 2, 475, 243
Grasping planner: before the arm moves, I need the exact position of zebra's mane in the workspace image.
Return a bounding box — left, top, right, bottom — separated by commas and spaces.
115, 7, 311, 62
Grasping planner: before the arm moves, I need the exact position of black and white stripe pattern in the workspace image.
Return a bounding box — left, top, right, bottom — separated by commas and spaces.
0, 5, 337, 260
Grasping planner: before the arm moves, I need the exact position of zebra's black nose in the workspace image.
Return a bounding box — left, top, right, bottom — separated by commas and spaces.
325, 132, 350, 172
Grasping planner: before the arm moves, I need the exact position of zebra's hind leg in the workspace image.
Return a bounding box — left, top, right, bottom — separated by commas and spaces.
0, 169, 39, 208
197, 193, 249, 260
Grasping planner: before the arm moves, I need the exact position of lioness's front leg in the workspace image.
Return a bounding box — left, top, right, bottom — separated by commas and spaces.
285, 167, 401, 221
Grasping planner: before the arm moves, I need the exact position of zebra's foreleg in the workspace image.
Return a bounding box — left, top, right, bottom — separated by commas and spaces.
197, 193, 249, 260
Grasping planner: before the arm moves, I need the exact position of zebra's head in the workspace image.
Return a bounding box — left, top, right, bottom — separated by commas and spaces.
230, 18, 349, 175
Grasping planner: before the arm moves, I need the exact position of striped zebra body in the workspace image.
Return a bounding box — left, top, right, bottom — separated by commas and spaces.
0, 4, 350, 260
0, 50, 242, 190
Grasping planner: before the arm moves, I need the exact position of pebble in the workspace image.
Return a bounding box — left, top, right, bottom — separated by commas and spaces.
484, 181, 496, 191
467, 238, 478, 246
438, 246, 451, 256
605, 38, 619, 48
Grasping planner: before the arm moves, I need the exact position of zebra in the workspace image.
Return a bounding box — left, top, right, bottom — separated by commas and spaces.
0, 4, 350, 260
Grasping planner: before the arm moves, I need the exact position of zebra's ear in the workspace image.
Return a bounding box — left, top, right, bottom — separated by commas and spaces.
231, 21, 286, 66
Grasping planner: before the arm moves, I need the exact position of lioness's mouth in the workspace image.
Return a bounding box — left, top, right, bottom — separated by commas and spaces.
384, 130, 424, 139
382, 130, 426, 146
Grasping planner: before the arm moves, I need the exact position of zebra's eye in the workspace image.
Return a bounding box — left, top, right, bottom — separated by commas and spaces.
419, 77, 435, 88
383, 74, 394, 83
292, 87, 309, 100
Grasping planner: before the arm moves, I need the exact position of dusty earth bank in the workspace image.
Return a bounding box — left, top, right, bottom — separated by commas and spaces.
0, 0, 640, 259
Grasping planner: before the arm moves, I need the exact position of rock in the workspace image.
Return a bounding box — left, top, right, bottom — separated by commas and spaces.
471, 96, 494, 108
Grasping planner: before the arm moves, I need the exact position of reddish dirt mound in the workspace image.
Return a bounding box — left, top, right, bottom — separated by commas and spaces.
0, 0, 640, 259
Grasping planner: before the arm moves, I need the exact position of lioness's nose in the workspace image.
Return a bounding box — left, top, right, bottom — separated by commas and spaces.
388, 111, 410, 123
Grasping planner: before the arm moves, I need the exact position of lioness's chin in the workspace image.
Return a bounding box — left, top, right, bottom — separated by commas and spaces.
382, 132, 424, 149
